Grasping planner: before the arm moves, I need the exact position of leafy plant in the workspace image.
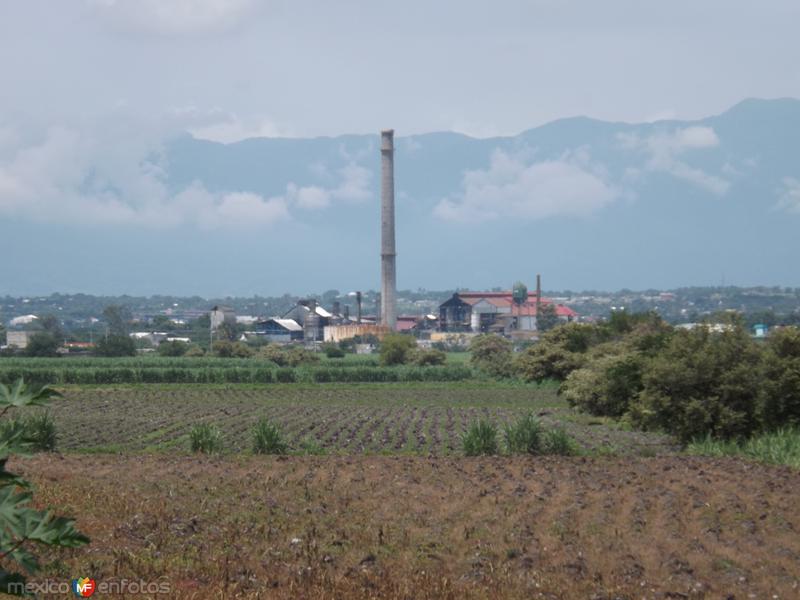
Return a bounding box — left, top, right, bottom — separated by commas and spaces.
0, 379, 88, 595
379, 334, 417, 366
189, 423, 223, 454
542, 427, 577, 455
469, 335, 513, 378
503, 414, 544, 454
252, 418, 288, 455
0, 412, 58, 453
462, 420, 499, 456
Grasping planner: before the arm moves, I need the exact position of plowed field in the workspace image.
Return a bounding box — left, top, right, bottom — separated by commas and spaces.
47, 383, 673, 455
20, 454, 800, 599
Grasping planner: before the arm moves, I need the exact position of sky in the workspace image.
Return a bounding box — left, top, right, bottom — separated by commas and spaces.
1, 0, 799, 296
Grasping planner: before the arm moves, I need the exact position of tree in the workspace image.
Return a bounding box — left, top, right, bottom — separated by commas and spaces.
379, 334, 417, 366
759, 327, 800, 429
38, 315, 63, 341
102, 305, 132, 337
23, 333, 60, 358
0, 379, 89, 594
94, 335, 136, 357
536, 303, 559, 332
470, 334, 513, 377
157, 340, 189, 357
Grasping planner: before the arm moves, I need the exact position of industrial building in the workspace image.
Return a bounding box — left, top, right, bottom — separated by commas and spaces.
438, 290, 576, 334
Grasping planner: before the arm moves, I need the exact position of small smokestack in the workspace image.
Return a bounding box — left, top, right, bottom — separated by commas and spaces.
380, 129, 397, 330
356, 291, 362, 324
536, 274, 542, 317
333, 301, 341, 316
343, 305, 350, 321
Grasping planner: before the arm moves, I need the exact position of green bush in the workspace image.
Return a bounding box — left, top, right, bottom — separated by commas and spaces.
379, 334, 417, 366
94, 334, 137, 357
462, 420, 499, 456
759, 327, 800, 430
24, 411, 58, 452
322, 343, 345, 359
252, 418, 288, 455
189, 423, 223, 453
560, 352, 643, 417
410, 348, 447, 366
503, 414, 544, 454
542, 427, 577, 455
157, 340, 189, 356
469, 334, 513, 378
184, 345, 206, 357
629, 326, 763, 443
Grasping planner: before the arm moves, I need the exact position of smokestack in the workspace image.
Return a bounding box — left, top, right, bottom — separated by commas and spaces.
356, 291, 362, 324
380, 129, 397, 330
536, 274, 542, 318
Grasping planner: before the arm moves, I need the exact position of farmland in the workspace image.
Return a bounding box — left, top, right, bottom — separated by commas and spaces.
43, 383, 672, 455
19, 453, 800, 599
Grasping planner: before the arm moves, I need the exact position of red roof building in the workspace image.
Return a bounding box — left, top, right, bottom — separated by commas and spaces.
438, 291, 577, 333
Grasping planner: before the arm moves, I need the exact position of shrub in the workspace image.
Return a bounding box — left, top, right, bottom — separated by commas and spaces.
560, 352, 644, 417
322, 343, 345, 359
630, 326, 763, 442
258, 344, 289, 366
24, 332, 60, 357
379, 334, 417, 366
469, 334, 513, 378
213, 340, 253, 358
189, 423, 223, 453
503, 414, 544, 454
252, 417, 288, 455
462, 420, 499, 456
184, 345, 206, 357
157, 340, 189, 357
24, 410, 58, 452
286, 346, 320, 367
759, 327, 800, 430
410, 348, 447, 366
687, 428, 800, 469
94, 334, 137, 357
542, 427, 577, 455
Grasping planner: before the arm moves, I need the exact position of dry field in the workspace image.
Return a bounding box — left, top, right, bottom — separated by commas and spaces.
46, 383, 673, 455
19, 453, 800, 599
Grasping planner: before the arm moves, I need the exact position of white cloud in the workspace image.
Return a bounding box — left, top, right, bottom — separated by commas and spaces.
776, 177, 800, 214
434, 149, 618, 223
187, 113, 294, 143
618, 126, 729, 195
87, 0, 259, 35
0, 123, 289, 229
285, 163, 372, 211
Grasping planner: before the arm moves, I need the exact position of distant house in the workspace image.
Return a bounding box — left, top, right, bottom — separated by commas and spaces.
438, 291, 576, 334
8, 315, 38, 327
256, 318, 304, 343
210, 306, 236, 330
6, 331, 33, 349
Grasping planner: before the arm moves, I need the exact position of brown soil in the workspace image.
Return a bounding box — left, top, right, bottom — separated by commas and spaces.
17, 454, 800, 599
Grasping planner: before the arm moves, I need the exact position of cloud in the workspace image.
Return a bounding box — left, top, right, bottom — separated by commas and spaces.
87, 0, 259, 35
618, 126, 729, 195
776, 177, 800, 214
285, 163, 372, 211
186, 112, 294, 143
0, 123, 289, 230
434, 149, 618, 223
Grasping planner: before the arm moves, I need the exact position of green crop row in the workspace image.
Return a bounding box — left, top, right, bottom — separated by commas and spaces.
0, 365, 474, 385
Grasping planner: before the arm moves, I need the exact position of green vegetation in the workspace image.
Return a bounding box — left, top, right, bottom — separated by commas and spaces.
252, 417, 288, 455
379, 334, 417, 366
503, 414, 578, 455
189, 423, 223, 454
470, 334, 513, 377
0, 411, 58, 453
0, 379, 88, 593
462, 420, 499, 456
687, 429, 800, 469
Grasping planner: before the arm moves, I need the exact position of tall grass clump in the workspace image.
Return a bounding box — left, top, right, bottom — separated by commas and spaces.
687, 428, 800, 469
0, 411, 57, 452
542, 427, 578, 456
462, 420, 498, 456
504, 413, 543, 454
252, 417, 288, 455
189, 423, 223, 454
503, 414, 577, 455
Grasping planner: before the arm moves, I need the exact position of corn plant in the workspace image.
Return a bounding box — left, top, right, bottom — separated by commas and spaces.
462, 420, 498, 456
252, 418, 288, 455
189, 423, 223, 454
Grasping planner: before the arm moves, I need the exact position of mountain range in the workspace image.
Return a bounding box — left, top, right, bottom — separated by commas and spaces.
2, 98, 799, 296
